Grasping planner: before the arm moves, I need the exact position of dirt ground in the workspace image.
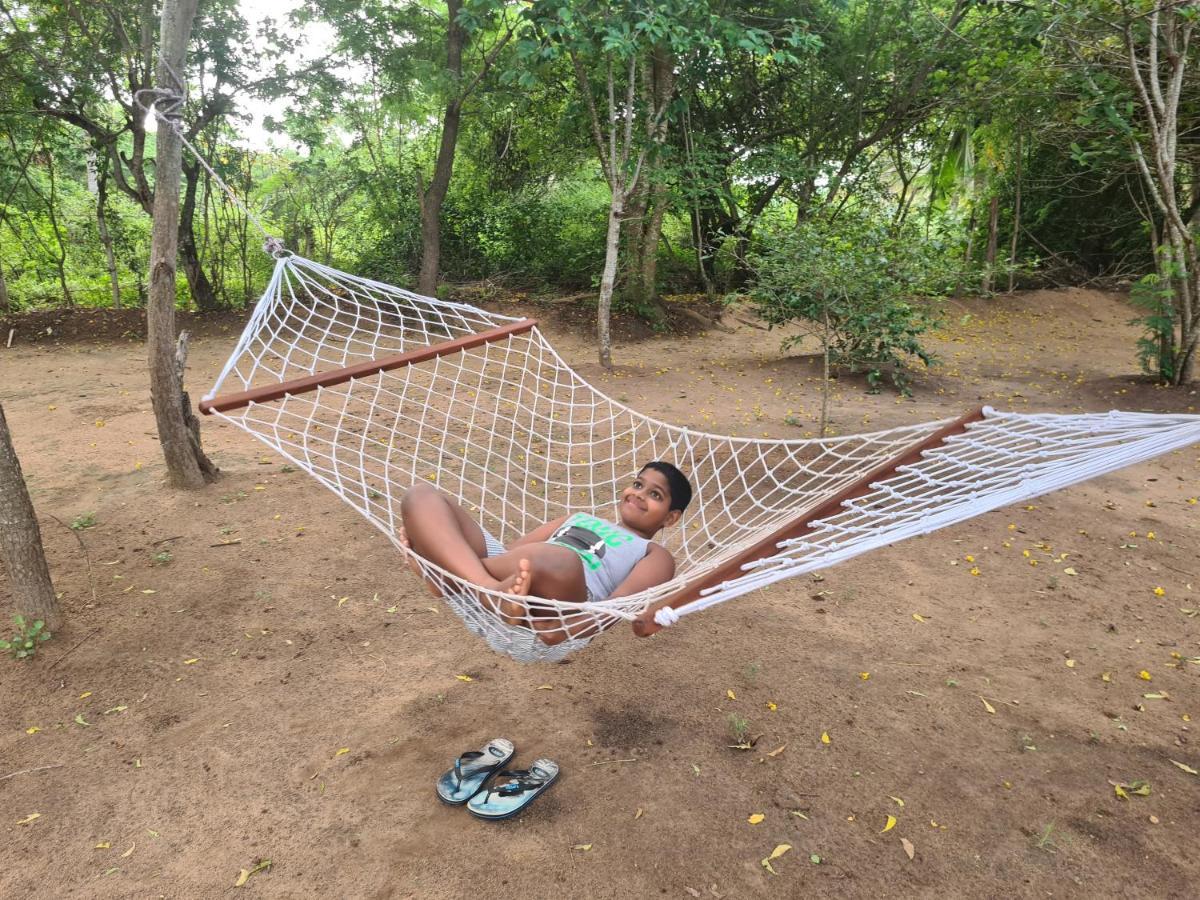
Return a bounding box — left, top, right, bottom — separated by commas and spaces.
1, 287, 1198, 899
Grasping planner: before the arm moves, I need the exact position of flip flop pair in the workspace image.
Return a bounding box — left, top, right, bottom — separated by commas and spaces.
435, 738, 559, 820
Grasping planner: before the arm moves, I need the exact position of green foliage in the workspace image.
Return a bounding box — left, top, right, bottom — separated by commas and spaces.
69, 513, 96, 530
0, 615, 52, 661
0, 0, 1193, 387
746, 210, 951, 393
1032, 823, 1061, 854
465, 178, 610, 287
358, 172, 610, 289
1001, 143, 1149, 282
1129, 271, 1177, 382
727, 713, 750, 744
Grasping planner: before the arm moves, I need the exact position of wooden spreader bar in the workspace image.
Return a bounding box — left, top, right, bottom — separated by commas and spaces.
633, 406, 988, 636
199, 317, 539, 415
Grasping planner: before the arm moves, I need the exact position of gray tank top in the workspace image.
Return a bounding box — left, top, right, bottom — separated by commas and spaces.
547, 512, 650, 601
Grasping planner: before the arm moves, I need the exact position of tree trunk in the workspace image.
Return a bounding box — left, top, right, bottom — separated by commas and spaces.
1008, 134, 1022, 293
597, 196, 623, 369
819, 305, 831, 439
96, 165, 122, 309
179, 161, 219, 311
622, 182, 649, 309
301, 222, 315, 259
690, 206, 713, 298
147, 0, 217, 489
1176, 278, 1195, 381
982, 195, 1000, 294
638, 180, 670, 320
0, 403, 60, 631
627, 47, 675, 314
683, 118, 713, 298
1148, 223, 1173, 380
1117, 7, 1197, 384
43, 152, 72, 307
0, 257, 10, 314
417, 0, 465, 298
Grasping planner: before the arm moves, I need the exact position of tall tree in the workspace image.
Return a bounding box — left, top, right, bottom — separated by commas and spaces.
417, 1, 516, 296
0, 403, 60, 630
89, 150, 123, 308
620, 45, 676, 321
670, 0, 997, 289
1049, 0, 1200, 384
0, 0, 265, 311
147, 0, 217, 488
522, 0, 803, 367
302, 0, 517, 296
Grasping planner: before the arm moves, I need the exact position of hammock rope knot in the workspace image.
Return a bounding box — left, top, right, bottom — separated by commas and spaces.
262, 236, 291, 258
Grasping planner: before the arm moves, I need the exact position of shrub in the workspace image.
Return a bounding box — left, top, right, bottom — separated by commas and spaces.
745, 210, 954, 392
1129, 269, 1178, 383
1, 615, 52, 661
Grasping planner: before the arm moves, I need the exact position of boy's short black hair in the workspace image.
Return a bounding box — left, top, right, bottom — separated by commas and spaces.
639, 461, 693, 513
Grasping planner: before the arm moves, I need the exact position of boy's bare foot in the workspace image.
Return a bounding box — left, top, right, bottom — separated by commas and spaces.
489, 558, 532, 625
399, 525, 443, 599
532, 611, 600, 645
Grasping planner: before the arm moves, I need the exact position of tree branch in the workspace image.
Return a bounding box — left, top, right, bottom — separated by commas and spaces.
569, 49, 612, 186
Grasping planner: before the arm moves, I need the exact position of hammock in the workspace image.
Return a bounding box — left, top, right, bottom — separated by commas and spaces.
199, 253, 1200, 662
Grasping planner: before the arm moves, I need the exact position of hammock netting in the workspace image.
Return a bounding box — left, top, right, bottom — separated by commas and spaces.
201, 254, 1200, 662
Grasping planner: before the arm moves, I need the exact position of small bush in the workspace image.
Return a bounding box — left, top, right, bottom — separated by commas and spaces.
1129, 269, 1178, 382
1, 615, 52, 661
727, 713, 750, 744
745, 209, 953, 392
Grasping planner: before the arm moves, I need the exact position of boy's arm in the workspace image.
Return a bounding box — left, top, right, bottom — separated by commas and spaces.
508, 514, 570, 549
535, 544, 673, 647
608, 544, 676, 600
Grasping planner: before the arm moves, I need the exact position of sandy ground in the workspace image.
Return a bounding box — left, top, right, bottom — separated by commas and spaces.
1, 287, 1198, 899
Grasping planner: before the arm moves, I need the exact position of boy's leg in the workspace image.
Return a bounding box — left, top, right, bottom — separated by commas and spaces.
481, 544, 589, 602
531, 611, 609, 646
400, 484, 496, 587
481, 544, 589, 625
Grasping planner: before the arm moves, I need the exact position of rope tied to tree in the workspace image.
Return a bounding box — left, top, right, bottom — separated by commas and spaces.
262, 237, 290, 258
132, 86, 185, 123
132, 54, 287, 259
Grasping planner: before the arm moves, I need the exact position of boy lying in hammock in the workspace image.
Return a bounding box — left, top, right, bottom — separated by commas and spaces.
398, 462, 692, 645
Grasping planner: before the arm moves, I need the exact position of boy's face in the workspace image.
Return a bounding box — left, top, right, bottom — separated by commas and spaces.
618, 467, 681, 536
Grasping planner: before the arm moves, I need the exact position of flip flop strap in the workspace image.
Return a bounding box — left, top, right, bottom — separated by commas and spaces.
496, 774, 546, 797
453, 751, 487, 788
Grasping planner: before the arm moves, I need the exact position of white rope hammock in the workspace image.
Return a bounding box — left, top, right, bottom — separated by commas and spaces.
199, 253, 1200, 662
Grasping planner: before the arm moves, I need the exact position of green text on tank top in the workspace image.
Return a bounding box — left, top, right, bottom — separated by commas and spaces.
554, 512, 636, 571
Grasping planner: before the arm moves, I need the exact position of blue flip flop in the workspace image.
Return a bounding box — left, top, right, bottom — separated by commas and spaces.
466, 758, 560, 820
435, 738, 516, 805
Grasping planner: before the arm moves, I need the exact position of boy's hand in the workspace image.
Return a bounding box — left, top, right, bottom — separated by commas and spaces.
631, 605, 665, 637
